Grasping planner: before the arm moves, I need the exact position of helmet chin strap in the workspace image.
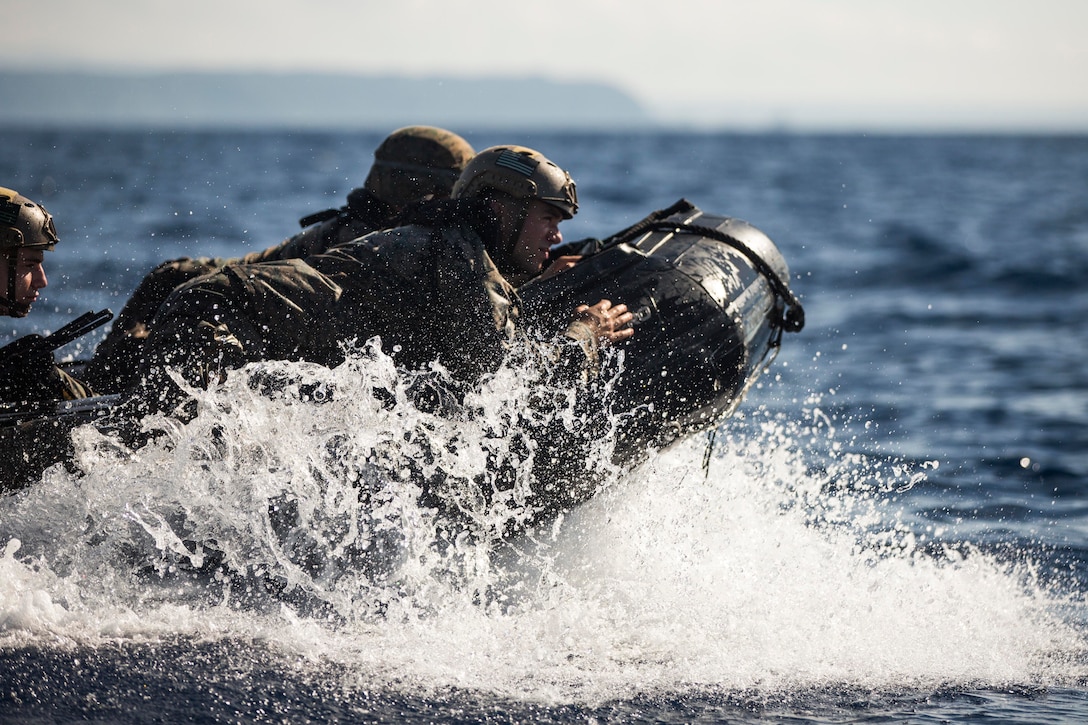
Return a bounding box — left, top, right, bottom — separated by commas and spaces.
0, 300, 27, 317
1, 249, 30, 318
498, 197, 530, 272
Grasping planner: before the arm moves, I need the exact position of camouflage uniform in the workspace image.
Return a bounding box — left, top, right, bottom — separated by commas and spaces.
82, 189, 397, 393
86, 125, 475, 394
114, 198, 603, 531
129, 199, 593, 411
118, 145, 608, 529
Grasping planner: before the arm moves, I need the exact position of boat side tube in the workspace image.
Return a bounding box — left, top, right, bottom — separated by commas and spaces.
519, 199, 804, 460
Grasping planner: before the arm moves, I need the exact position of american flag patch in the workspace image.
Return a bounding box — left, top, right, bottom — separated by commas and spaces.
495, 149, 537, 177
0, 200, 20, 225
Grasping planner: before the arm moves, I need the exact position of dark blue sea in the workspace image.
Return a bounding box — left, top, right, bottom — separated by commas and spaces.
2, 129, 1087, 723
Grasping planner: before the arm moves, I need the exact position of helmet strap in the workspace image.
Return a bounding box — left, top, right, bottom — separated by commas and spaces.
0, 248, 32, 317
490, 195, 530, 269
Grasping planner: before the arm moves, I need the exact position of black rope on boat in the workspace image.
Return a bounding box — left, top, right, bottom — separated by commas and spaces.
702, 428, 717, 478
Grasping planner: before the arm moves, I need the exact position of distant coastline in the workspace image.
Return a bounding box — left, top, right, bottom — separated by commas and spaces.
1, 69, 653, 131
5, 69, 1087, 134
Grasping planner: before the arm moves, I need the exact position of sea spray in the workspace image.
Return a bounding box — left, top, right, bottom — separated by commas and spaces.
0, 351, 1085, 705
2, 341, 624, 620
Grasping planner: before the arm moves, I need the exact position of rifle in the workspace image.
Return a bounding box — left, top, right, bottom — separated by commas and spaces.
0, 309, 115, 426
0, 393, 122, 430
0, 308, 114, 364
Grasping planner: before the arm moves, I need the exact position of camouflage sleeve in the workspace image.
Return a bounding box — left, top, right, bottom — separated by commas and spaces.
104, 256, 225, 339
133, 259, 342, 404
224, 260, 344, 363
560, 318, 601, 381
54, 365, 96, 400
84, 256, 228, 392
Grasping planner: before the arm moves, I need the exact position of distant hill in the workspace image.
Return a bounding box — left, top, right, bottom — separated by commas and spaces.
0, 70, 653, 130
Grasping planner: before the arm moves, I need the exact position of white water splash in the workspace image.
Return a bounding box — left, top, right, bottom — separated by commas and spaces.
0, 351, 1084, 705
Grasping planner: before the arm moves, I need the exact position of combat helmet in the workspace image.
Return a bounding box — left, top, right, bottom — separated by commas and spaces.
363, 126, 475, 207
450, 145, 578, 219
1, 187, 59, 252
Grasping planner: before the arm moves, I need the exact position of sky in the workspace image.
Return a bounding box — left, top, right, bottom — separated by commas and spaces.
6, 0, 1088, 131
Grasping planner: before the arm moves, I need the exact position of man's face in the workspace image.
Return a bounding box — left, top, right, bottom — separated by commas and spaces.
1, 247, 49, 317
508, 200, 564, 277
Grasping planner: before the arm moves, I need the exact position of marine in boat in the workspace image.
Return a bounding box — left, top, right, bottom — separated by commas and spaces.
2, 198, 804, 506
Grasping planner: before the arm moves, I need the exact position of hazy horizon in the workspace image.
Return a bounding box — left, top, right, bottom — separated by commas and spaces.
4, 67, 1086, 135
6, 1, 1087, 133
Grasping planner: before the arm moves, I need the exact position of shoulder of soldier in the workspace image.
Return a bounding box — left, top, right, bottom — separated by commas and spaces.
328, 218, 469, 258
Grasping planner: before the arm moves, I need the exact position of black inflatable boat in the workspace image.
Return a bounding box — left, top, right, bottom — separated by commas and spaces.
519, 199, 804, 461
1, 200, 803, 492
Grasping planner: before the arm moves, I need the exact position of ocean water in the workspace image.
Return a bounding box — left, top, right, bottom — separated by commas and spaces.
2, 128, 1088, 723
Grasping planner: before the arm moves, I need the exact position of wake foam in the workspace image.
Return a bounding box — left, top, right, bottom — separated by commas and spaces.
0, 350, 1084, 703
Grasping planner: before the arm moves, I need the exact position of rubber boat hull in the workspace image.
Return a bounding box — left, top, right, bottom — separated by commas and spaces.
519, 199, 803, 462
